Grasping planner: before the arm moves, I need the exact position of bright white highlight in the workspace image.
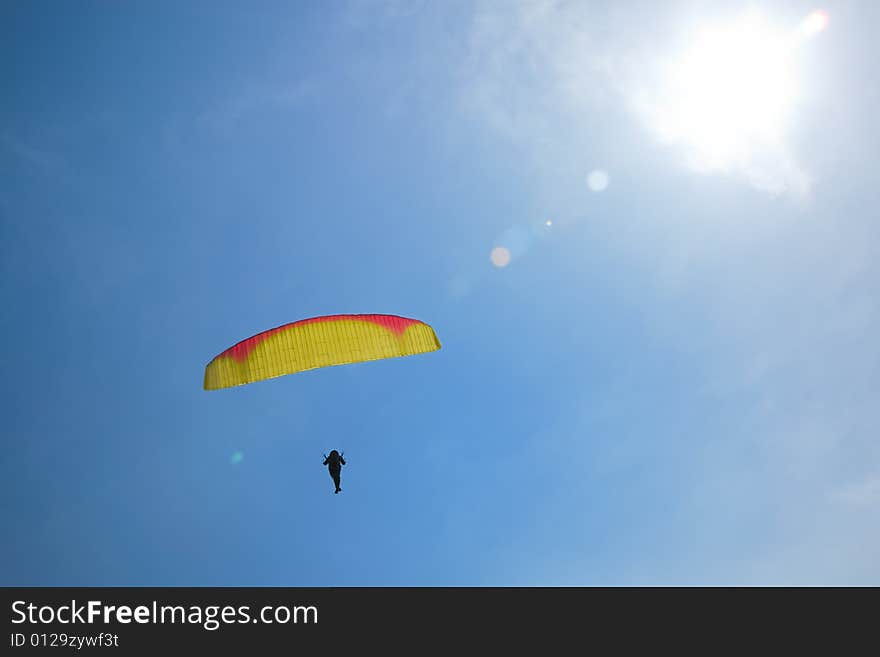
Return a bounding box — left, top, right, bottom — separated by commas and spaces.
654, 11, 796, 169
799, 10, 829, 37
587, 170, 609, 191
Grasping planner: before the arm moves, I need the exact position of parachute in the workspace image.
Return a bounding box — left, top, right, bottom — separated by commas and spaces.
203, 313, 441, 390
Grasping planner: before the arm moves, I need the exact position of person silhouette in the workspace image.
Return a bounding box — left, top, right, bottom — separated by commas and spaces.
322, 450, 346, 494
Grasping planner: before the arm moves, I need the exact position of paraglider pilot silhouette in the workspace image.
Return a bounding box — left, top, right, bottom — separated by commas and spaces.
323, 450, 346, 494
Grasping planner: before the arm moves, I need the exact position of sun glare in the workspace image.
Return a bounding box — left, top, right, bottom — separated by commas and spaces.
799, 10, 829, 37
656, 11, 801, 168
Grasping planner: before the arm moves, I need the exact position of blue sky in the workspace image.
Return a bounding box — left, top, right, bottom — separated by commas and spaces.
2, 0, 878, 585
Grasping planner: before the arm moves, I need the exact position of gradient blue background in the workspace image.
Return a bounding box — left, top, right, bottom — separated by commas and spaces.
3, 0, 878, 585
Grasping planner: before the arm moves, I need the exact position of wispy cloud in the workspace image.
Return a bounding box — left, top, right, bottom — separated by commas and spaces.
197, 82, 316, 138
831, 476, 880, 506
342, 0, 429, 30
1, 133, 66, 175
459, 0, 820, 198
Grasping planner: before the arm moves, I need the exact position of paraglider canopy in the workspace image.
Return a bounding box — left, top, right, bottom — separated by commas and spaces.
204, 313, 441, 390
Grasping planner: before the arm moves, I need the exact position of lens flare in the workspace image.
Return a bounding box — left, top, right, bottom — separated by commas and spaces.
800, 10, 829, 37
490, 246, 511, 268
587, 170, 610, 191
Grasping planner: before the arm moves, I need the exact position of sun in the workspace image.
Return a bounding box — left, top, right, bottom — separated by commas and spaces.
654, 11, 801, 169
